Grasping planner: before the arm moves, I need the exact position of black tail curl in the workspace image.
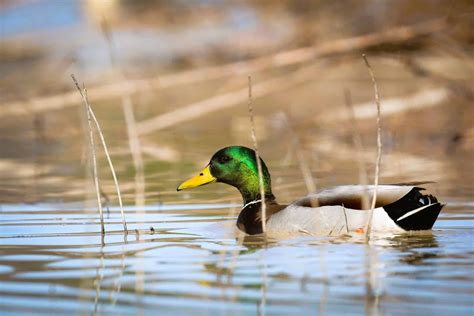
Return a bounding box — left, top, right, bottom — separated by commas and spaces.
383, 187, 444, 230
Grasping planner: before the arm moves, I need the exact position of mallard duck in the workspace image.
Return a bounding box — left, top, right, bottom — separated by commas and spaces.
177, 146, 444, 236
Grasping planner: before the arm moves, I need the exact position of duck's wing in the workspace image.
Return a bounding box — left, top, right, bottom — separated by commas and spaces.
294, 184, 419, 209
387, 181, 435, 186
291, 184, 444, 231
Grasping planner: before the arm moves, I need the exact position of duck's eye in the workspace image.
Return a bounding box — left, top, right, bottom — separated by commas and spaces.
219, 155, 232, 163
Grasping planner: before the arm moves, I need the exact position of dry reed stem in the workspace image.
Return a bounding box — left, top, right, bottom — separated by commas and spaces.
362, 54, 383, 311
362, 54, 383, 242
342, 204, 350, 234
88, 106, 128, 232
73, 73, 128, 232
71, 75, 105, 235
1, 18, 447, 118
344, 89, 370, 210
247, 75, 266, 234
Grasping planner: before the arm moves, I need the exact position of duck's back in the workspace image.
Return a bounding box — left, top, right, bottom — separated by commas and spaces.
266, 185, 443, 236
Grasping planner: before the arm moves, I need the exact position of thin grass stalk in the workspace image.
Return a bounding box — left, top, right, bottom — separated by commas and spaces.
86, 92, 105, 235
361, 54, 383, 314
344, 89, 370, 210
247, 75, 266, 233
342, 204, 349, 234
88, 107, 127, 231
71, 75, 105, 234
362, 54, 382, 242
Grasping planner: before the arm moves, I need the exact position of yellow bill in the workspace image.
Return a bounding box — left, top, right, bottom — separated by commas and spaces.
177, 165, 216, 191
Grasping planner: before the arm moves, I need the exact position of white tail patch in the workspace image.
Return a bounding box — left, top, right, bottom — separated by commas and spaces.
396, 203, 435, 222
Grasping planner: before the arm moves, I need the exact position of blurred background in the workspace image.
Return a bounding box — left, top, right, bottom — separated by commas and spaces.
0, 1, 473, 315
0, 0, 473, 205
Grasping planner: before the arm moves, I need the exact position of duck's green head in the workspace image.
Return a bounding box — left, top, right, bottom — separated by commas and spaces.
177, 146, 274, 203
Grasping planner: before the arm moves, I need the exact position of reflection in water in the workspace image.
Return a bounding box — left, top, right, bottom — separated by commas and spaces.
386, 233, 440, 265
108, 242, 125, 307
93, 240, 104, 315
